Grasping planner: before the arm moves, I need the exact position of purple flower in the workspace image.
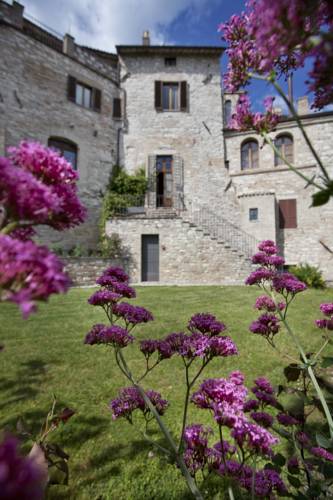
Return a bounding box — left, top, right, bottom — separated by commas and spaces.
272, 272, 307, 295
277, 413, 299, 426
287, 456, 299, 470
320, 303, 333, 316
243, 399, 260, 412
258, 240, 278, 254
208, 336, 238, 358
254, 295, 285, 312
254, 377, 274, 394
84, 324, 134, 348
140, 339, 158, 357
252, 379, 277, 407
310, 446, 333, 462
188, 313, 226, 336
109, 386, 168, 421
0, 235, 70, 318
156, 340, 174, 359
250, 411, 274, 428
295, 431, 311, 447
315, 318, 333, 330
245, 268, 275, 286
96, 266, 129, 284
88, 290, 122, 306
7, 142, 86, 230
183, 424, 212, 475
232, 420, 279, 457
112, 302, 153, 325
249, 313, 280, 338
0, 435, 45, 499
228, 95, 279, 133
252, 468, 288, 497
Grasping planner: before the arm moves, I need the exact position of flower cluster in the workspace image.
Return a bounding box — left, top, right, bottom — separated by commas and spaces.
249, 313, 280, 339
220, 0, 333, 109
228, 95, 279, 133
315, 302, 333, 330
112, 302, 154, 325
0, 235, 70, 318
109, 386, 168, 421
0, 435, 45, 499
84, 324, 134, 348
183, 424, 212, 475
254, 295, 285, 312
5, 141, 86, 230
251, 377, 277, 408
188, 313, 226, 336
95, 267, 136, 299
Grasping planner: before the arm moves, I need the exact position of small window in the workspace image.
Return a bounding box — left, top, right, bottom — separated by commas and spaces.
165, 57, 176, 67
279, 199, 297, 228
48, 137, 78, 170
275, 134, 293, 166
241, 139, 259, 170
67, 75, 101, 112
155, 81, 188, 112
249, 208, 258, 221
224, 100, 232, 126
113, 97, 122, 119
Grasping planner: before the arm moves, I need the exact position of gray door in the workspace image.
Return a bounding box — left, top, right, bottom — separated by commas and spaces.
142, 235, 159, 281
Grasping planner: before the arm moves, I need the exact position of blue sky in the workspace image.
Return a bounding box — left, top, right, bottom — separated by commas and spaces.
17, 0, 313, 112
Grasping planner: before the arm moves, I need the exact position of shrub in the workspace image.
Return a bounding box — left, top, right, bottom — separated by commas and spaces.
289, 263, 326, 289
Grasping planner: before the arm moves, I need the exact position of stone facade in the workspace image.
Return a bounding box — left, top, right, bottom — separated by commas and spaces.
63, 257, 126, 286
1, 1, 333, 284
0, 0, 120, 250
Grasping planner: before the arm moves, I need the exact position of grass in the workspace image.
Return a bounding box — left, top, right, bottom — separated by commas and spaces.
0, 285, 332, 499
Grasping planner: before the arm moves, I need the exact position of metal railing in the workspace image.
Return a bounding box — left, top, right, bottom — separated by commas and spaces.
110, 194, 146, 216
180, 196, 258, 259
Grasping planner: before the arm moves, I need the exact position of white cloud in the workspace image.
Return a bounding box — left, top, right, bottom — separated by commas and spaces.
20, 0, 217, 51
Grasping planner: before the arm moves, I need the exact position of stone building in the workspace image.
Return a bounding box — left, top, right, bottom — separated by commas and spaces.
1, 1, 333, 283
0, 0, 121, 249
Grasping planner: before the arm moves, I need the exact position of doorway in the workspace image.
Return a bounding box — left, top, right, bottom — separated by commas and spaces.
156, 155, 173, 208
141, 235, 159, 281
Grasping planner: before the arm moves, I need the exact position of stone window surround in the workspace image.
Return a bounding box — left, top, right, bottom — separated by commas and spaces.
241, 138, 259, 170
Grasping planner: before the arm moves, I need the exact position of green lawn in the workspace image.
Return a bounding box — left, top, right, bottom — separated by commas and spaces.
0, 285, 332, 499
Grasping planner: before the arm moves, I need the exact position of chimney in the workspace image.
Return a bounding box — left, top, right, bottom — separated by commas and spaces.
297, 96, 309, 115
272, 107, 283, 116
142, 30, 150, 46
63, 34, 75, 57
11, 1, 24, 29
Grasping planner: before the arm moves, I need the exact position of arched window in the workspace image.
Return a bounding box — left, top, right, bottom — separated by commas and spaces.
48, 137, 78, 170
241, 139, 259, 170
274, 134, 293, 166
224, 100, 232, 126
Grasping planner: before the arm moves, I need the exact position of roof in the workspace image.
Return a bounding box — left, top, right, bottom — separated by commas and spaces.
116, 45, 224, 57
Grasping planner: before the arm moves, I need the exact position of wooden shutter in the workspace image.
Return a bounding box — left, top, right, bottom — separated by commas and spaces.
173, 156, 184, 210
180, 81, 188, 111
147, 155, 156, 208
93, 88, 102, 112
67, 75, 76, 102
155, 81, 162, 111
279, 199, 297, 229
113, 97, 122, 118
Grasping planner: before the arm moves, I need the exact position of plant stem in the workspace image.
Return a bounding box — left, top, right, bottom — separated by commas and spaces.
116, 349, 204, 500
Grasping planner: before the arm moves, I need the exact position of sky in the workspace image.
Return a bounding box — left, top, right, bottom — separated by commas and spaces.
12, 0, 318, 112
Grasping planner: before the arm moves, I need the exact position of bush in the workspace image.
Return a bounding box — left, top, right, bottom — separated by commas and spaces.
289, 263, 326, 289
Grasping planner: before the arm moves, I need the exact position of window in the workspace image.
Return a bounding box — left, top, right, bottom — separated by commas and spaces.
279, 199, 297, 228
113, 97, 122, 119
155, 81, 188, 112
48, 137, 78, 170
165, 57, 177, 67
67, 75, 101, 112
274, 134, 293, 166
249, 208, 258, 221
224, 100, 232, 126
241, 139, 259, 170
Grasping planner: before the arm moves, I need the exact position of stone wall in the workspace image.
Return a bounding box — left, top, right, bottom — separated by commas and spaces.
106, 216, 254, 285
0, 14, 120, 250
224, 116, 333, 280
63, 257, 126, 286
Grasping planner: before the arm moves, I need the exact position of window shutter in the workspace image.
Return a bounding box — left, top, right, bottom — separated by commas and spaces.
67, 75, 76, 102
180, 81, 188, 111
93, 88, 102, 112
113, 97, 122, 119
155, 81, 162, 111
173, 156, 184, 210
279, 199, 297, 229
147, 155, 156, 208
284, 142, 293, 163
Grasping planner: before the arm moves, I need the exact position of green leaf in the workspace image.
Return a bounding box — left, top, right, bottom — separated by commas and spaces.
315, 432, 333, 449
272, 453, 286, 467
322, 357, 333, 368
312, 189, 331, 207
287, 474, 302, 488
284, 364, 301, 382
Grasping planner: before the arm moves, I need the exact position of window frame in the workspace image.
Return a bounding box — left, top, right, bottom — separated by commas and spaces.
249, 208, 258, 221
164, 57, 177, 67
162, 82, 180, 111
241, 139, 259, 170
274, 133, 294, 166
48, 137, 78, 170
67, 75, 102, 113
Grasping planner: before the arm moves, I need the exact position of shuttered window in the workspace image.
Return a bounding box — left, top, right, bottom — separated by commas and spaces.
279, 199, 297, 228
67, 75, 102, 112
113, 97, 122, 119
275, 134, 293, 166
155, 81, 188, 111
